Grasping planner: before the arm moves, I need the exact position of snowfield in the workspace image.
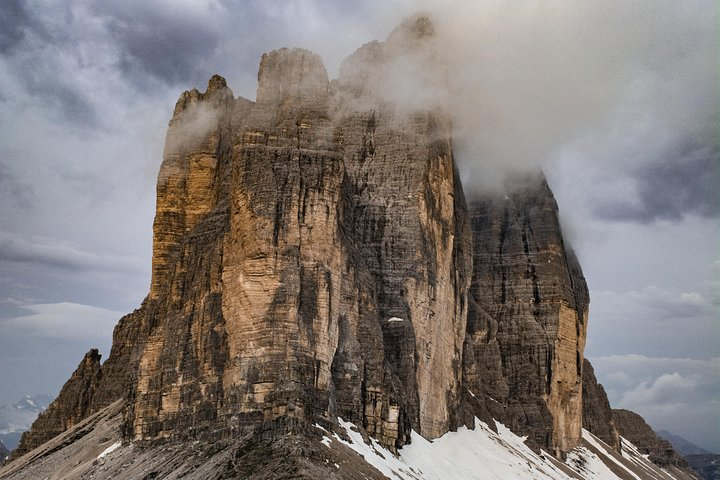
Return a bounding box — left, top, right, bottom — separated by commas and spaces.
319, 418, 692, 480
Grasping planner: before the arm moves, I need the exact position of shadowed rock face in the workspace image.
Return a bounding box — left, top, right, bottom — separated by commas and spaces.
10, 350, 102, 460
13, 14, 591, 461
463, 173, 589, 456
0, 440, 8, 462
582, 358, 621, 451
612, 409, 690, 469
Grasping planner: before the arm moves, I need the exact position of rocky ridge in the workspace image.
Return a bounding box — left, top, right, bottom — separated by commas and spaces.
657, 430, 713, 456
612, 409, 690, 469
3, 13, 692, 479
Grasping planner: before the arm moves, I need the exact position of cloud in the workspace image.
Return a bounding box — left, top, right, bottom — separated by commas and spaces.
0, 0, 33, 54
590, 354, 720, 452
593, 285, 714, 321
591, 138, 719, 223
585, 285, 719, 360
88, 0, 225, 87
0, 300, 120, 405
311, 0, 718, 205
0, 160, 34, 210
0, 232, 145, 275
1, 301, 122, 342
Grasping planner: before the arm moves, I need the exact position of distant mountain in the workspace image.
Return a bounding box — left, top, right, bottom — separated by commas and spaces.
657, 429, 714, 456
686, 455, 720, 480
0, 394, 52, 452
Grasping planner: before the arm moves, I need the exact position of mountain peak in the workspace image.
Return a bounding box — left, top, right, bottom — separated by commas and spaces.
0, 14, 697, 480
657, 429, 714, 456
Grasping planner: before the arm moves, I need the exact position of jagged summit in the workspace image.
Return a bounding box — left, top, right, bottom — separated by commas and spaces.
386, 13, 436, 48
1, 14, 696, 480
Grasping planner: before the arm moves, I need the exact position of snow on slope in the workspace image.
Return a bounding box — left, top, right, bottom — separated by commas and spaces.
319, 418, 694, 480
0, 395, 52, 451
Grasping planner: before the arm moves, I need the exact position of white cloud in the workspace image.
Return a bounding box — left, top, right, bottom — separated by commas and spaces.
0, 232, 146, 274
2, 302, 122, 342
592, 286, 713, 321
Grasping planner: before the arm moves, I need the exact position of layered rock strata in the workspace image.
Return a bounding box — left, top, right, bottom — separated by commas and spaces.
10, 350, 102, 460
581, 358, 621, 451
462, 173, 589, 455
612, 409, 690, 469
14, 14, 591, 464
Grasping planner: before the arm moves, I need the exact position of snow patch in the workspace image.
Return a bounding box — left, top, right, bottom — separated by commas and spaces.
582, 429, 641, 480
328, 418, 681, 480
97, 441, 121, 459
387, 317, 404, 322
330, 417, 577, 479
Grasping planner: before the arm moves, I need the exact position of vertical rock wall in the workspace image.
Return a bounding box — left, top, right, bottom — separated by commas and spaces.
465, 173, 589, 455
582, 358, 621, 451
126, 26, 472, 451
13, 14, 592, 461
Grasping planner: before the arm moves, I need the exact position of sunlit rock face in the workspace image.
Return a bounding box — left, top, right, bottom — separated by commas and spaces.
14, 14, 590, 461
108, 15, 469, 453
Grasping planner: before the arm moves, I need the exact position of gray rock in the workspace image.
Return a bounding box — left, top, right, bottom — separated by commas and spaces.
613, 408, 690, 469
582, 358, 621, 451
11, 14, 600, 472
464, 172, 589, 456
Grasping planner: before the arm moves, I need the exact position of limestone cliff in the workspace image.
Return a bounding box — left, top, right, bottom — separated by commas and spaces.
10, 350, 102, 460
582, 358, 621, 451
463, 173, 589, 456
13, 14, 597, 469
612, 409, 690, 469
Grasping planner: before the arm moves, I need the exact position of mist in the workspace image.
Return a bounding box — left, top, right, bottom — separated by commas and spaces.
321, 1, 717, 196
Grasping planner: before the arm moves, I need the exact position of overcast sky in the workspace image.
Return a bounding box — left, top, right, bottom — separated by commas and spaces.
0, 0, 717, 452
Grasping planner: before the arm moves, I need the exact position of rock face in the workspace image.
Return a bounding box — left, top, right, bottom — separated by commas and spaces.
0, 440, 9, 463
582, 358, 620, 451
612, 409, 689, 469
10, 350, 102, 460
13, 14, 594, 469
462, 174, 589, 456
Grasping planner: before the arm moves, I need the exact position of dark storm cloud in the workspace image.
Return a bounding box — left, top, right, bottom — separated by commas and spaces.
0, 2, 99, 126
88, 2, 222, 87
23, 73, 99, 125
594, 142, 720, 223
0, 160, 34, 210
0, 0, 32, 54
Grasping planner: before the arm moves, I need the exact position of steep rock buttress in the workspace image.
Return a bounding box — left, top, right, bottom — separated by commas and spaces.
13, 15, 597, 464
